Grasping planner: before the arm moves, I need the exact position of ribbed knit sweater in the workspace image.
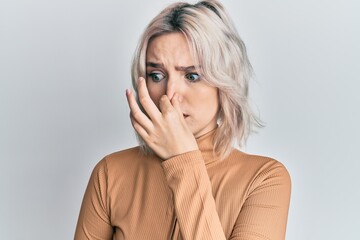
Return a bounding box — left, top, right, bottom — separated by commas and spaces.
75, 129, 291, 240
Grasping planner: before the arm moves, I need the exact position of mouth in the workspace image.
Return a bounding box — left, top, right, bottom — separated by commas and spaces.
183, 114, 189, 118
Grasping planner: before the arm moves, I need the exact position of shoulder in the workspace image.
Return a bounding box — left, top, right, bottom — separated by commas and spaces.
103, 146, 143, 165
89, 147, 140, 178
230, 149, 290, 173
92, 146, 140, 169
226, 149, 291, 189
91, 146, 162, 180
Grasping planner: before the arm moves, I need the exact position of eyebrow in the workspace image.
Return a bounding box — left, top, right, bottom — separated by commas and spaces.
146, 62, 200, 72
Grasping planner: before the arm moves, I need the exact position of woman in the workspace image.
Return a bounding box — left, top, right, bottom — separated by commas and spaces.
75, 1, 291, 239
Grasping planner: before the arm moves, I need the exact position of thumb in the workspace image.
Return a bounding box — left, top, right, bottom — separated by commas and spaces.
171, 93, 183, 116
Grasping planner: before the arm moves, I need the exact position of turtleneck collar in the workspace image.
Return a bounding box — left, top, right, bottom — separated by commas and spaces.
195, 127, 220, 164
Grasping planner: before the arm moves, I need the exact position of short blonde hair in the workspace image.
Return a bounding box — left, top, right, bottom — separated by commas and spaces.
131, 0, 262, 159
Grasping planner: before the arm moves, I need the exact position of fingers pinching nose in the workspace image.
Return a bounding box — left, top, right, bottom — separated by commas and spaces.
171, 93, 182, 114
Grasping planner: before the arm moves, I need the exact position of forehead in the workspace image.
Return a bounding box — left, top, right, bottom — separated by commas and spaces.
148, 32, 188, 51
146, 32, 195, 64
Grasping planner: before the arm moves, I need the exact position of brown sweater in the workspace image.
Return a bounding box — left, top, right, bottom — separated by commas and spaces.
75, 129, 291, 240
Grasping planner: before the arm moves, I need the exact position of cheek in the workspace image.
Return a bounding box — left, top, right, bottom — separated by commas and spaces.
191, 87, 219, 116
207, 94, 220, 115
199, 88, 219, 108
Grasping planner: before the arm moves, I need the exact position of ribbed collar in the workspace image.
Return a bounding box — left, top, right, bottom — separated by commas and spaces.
195, 127, 220, 165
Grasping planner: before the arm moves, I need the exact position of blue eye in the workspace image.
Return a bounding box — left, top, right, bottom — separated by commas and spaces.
148, 72, 165, 82
185, 73, 200, 82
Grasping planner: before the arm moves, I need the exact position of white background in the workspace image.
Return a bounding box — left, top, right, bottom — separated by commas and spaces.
1, 0, 359, 239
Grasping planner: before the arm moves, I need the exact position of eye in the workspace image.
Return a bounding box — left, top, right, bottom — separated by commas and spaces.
148, 72, 165, 82
185, 73, 200, 82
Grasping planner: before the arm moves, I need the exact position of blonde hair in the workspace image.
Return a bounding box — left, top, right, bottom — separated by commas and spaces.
131, 0, 262, 159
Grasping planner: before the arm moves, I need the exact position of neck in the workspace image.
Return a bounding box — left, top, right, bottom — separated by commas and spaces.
196, 128, 220, 164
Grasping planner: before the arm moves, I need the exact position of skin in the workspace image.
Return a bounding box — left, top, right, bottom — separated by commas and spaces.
126, 32, 219, 160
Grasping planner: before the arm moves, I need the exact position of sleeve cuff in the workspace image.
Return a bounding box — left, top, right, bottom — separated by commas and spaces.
161, 150, 204, 178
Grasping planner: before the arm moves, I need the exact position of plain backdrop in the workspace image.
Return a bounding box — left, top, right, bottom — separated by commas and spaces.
1, 0, 359, 239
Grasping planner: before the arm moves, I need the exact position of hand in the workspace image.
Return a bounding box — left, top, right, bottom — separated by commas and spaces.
126, 77, 199, 160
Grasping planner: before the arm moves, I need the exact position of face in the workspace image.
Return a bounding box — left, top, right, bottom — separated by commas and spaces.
145, 32, 219, 138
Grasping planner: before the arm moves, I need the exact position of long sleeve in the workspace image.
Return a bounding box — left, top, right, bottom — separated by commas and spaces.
162, 150, 226, 240
230, 161, 291, 240
162, 149, 291, 240
74, 159, 113, 240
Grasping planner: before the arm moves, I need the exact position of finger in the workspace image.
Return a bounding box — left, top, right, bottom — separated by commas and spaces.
170, 93, 183, 116
129, 112, 149, 140
137, 77, 161, 120
126, 88, 153, 131
159, 95, 175, 115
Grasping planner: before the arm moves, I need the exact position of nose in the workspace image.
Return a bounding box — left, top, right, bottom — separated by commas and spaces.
166, 75, 183, 101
